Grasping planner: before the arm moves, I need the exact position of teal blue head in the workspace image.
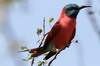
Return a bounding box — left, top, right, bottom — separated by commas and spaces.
64, 4, 91, 18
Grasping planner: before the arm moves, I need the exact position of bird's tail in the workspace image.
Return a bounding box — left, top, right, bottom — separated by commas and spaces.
44, 51, 56, 60
30, 47, 47, 57
29, 47, 43, 53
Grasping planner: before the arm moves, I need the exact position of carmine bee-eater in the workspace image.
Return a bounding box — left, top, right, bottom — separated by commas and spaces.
29, 4, 91, 60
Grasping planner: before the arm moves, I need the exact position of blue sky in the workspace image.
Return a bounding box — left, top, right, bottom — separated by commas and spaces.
0, 0, 100, 66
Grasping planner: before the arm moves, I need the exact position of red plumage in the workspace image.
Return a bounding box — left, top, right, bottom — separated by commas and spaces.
31, 8, 76, 60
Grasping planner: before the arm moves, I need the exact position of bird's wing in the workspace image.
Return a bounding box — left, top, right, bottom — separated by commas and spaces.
43, 51, 56, 60
62, 28, 76, 48
43, 22, 61, 49
69, 28, 76, 42
66, 28, 76, 47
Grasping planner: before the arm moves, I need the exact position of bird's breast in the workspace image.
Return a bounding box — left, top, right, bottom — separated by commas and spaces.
60, 17, 76, 40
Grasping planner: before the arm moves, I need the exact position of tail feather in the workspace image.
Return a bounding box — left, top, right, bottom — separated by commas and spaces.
44, 51, 56, 60
31, 50, 47, 57
29, 47, 43, 53
30, 47, 47, 57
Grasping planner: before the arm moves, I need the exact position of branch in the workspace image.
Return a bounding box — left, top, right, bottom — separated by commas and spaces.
38, 32, 48, 48
48, 44, 69, 66
38, 17, 48, 48
48, 50, 61, 66
31, 57, 34, 66
43, 17, 45, 34
18, 49, 29, 53
31, 17, 48, 66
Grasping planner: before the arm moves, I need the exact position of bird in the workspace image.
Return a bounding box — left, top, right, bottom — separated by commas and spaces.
29, 4, 91, 60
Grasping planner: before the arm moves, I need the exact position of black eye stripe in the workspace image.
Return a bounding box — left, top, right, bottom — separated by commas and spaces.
71, 7, 78, 9
66, 8, 72, 10
67, 7, 78, 10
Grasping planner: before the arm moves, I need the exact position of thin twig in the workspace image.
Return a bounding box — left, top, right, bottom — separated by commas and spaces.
48, 44, 69, 66
31, 57, 34, 66
18, 49, 29, 53
43, 17, 45, 34
30, 18, 47, 66
38, 32, 48, 48
38, 17, 46, 48
48, 49, 62, 66
38, 17, 48, 48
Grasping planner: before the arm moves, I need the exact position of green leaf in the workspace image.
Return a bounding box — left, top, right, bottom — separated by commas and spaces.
37, 28, 42, 35
36, 40, 40, 43
38, 61, 47, 66
49, 18, 54, 23
26, 57, 32, 61
21, 46, 28, 50
22, 57, 32, 62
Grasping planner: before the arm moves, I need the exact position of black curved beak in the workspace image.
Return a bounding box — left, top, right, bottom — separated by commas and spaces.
79, 6, 91, 10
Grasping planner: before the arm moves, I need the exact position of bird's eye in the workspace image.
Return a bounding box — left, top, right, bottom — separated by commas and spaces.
67, 7, 78, 10
67, 8, 73, 10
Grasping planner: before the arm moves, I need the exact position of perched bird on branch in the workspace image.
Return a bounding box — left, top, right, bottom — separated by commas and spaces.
30, 4, 91, 60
